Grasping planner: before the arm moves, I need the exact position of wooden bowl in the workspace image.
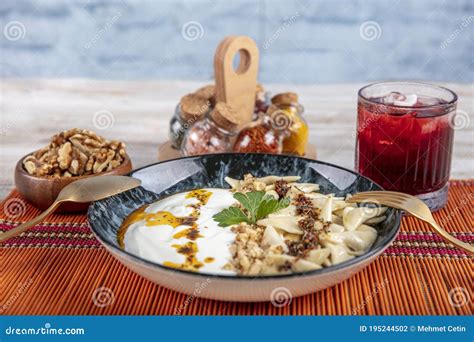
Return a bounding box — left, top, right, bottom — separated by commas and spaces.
14, 154, 133, 213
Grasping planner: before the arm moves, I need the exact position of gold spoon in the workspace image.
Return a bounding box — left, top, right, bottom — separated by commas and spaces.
0, 175, 141, 242
348, 191, 473, 254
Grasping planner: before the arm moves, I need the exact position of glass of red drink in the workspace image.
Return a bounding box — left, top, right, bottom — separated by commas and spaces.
356, 82, 457, 211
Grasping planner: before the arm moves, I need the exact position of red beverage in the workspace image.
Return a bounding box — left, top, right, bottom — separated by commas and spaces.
356, 82, 457, 211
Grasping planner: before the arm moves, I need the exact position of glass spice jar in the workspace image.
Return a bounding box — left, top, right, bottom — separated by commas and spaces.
233, 112, 283, 154
271, 92, 308, 156
169, 94, 211, 149
182, 102, 239, 156
255, 83, 269, 115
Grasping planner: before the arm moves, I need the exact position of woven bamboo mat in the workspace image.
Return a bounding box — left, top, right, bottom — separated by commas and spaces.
1, 180, 472, 315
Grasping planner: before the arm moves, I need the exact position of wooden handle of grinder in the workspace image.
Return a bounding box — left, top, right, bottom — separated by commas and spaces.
214, 35, 259, 128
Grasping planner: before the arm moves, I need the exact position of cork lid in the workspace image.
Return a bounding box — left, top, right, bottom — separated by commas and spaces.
265, 104, 279, 115
194, 85, 215, 101
210, 102, 240, 132
271, 92, 299, 106
180, 94, 211, 121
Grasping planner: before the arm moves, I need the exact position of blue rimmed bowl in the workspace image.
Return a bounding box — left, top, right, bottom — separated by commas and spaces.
88, 153, 401, 302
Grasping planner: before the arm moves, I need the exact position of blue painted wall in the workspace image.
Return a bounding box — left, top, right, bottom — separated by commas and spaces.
1, 0, 472, 83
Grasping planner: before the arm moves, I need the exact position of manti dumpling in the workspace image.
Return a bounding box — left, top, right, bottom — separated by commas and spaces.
343, 206, 387, 231
262, 225, 288, 251
325, 243, 354, 264
257, 216, 302, 235
264, 253, 322, 273
305, 248, 331, 265
321, 224, 377, 254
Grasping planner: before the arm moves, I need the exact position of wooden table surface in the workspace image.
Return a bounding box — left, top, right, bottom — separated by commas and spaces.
1, 79, 472, 199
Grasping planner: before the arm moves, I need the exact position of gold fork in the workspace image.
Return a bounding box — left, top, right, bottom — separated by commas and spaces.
347, 191, 473, 254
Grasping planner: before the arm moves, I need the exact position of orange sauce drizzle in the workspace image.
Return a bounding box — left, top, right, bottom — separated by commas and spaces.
118, 189, 215, 272
185, 189, 212, 205
117, 205, 196, 248
163, 242, 204, 271
172, 227, 203, 240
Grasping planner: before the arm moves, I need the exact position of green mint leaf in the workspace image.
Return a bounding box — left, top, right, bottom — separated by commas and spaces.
256, 196, 291, 221
233, 191, 265, 223
213, 191, 291, 227
212, 207, 250, 227
276, 196, 291, 211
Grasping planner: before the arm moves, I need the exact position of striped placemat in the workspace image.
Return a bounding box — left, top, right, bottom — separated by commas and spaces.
1, 180, 472, 315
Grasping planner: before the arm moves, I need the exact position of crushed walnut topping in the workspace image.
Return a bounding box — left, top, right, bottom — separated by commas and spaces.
22, 128, 127, 178
239, 174, 265, 192
225, 222, 286, 275
226, 223, 266, 275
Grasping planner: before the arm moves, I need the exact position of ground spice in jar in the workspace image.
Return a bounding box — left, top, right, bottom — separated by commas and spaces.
181, 102, 239, 156
255, 83, 269, 114
169, 94, 211, 149
271, 92, 309, 156
233, 113, 283, 153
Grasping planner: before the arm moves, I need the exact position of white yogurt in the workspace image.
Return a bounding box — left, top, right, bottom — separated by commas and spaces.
122, 188, 237, 275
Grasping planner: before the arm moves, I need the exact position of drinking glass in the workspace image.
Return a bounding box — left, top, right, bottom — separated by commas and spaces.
356, 82, 457, 211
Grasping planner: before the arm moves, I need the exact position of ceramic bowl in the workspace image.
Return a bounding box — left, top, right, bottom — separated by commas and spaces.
88, 153, 401, 302
15, 154, 132, 212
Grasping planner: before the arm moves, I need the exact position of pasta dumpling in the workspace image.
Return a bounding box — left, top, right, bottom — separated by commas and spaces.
343, 207, 387, 231
320, 196, 333, 222
293, 259, 322, 272
292, 183, 320, 193
321, 224, 377, 253
305, 248, 331, 265
326, 243, 353, 264
262, 225, 287, 251
257, 216, 303, 235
